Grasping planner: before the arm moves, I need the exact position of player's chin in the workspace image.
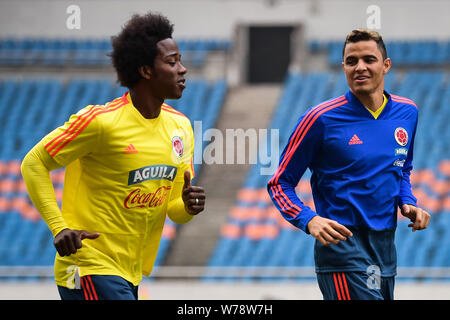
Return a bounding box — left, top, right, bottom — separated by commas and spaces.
351, 84, 373, 96
168, 88, 184, 100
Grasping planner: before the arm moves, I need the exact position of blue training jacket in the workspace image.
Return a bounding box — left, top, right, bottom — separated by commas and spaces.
268, 90, 419, 275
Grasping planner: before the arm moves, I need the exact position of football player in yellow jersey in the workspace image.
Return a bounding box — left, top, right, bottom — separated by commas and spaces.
21, 12, 206, 300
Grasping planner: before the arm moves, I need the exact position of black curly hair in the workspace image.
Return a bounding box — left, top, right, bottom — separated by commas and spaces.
110, 12, 174, 88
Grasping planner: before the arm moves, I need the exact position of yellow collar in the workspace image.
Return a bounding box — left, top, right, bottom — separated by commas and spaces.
366, 94, 387, 119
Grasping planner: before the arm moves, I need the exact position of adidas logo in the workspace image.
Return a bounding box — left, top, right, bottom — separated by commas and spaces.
124, 144, 138, 154
348, 134, 363, 145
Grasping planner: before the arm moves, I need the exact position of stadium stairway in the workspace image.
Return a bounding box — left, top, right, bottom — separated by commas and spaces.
164, 84, 282, 267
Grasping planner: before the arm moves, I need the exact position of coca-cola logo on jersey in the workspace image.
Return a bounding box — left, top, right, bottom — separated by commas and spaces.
124, 186, 171, 209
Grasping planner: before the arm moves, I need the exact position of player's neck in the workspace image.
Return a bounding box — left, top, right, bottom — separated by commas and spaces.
129, 86, 163, 119
355, 90, 384, 113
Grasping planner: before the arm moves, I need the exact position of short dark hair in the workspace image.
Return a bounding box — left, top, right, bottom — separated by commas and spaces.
110, 12, 174, 88
342, 29, 387, 60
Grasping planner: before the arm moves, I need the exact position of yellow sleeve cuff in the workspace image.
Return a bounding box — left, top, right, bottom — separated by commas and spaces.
167, 197, 194, 224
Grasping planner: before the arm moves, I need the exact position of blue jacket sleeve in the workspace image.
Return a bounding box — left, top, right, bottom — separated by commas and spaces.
398, 116, 418, 207
267, 110, 323, 233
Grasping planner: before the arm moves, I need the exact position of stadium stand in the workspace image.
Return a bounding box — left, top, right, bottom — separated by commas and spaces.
205, 69, 450, 281
0, 38, 231, 67
0, 74, 227, 275
309, 40, 450, 67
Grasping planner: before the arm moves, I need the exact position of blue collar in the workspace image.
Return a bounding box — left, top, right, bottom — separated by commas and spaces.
345, 90, 392, 119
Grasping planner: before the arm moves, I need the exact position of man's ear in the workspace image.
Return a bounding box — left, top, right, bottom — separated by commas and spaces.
138, 65, 152, 80
383, 58, 392, 75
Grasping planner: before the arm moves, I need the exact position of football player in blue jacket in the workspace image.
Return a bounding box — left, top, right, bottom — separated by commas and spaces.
268, 29, 430, 300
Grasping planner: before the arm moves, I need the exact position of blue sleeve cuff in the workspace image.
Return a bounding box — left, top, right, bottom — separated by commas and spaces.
285, 208, 318, 234
398, 195, 418, 208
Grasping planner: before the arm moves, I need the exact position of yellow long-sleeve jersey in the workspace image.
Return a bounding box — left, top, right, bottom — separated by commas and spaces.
21, 92, 195, 287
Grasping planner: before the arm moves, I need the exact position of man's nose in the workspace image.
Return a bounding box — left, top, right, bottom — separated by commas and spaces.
355, 59, 367, 72
179, 63, 187, 75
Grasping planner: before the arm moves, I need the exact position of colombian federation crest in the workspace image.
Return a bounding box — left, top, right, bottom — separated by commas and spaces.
172, 136, 184, 158
394, 127, 408, 146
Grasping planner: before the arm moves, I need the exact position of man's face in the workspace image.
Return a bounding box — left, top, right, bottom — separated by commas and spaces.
342, 40, 391, 96
150, 38, 187, 100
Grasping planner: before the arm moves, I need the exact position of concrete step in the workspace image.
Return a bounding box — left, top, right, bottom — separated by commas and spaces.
164, 84, 282, 266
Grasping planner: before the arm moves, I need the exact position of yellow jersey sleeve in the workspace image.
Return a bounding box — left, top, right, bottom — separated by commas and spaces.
172, 116, 196, 182
166, 111, 196, 224
21, 140, 68, 237
41, 104, 102, 166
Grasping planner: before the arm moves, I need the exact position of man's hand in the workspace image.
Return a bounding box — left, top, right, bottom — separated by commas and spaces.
54, 228, 100, 257
182, 170, 205, 215
307, 216, 353, 246
401, 204, 430, 232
